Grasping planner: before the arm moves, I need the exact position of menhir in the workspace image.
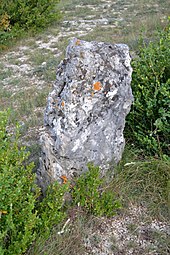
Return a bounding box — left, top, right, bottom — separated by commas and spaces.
37, 38, 133, 189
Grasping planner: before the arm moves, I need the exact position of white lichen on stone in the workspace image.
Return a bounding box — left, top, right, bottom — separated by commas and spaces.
38, 38, 133, 189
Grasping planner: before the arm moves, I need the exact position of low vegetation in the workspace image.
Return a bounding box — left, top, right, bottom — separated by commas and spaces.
0, 0, 61, 51
126, 19, 170, 156
71, 164, 121, 217
0, 111, 39, 255
114, 147, 170, 219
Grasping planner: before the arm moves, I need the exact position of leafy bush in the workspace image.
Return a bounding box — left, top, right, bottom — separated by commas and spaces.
0, 110, 69, 254
0, 111, 40, 255
126, 18, 170, 156
37, 181, 70, 238
71, 164, 121, 217
0, 0, 61, 47
0, 0, 61, 29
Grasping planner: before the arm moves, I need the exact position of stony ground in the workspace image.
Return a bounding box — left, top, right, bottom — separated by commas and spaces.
1, 0, 170, 254
83, 205, 170, 255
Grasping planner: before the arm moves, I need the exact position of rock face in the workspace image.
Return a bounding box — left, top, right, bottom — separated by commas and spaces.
38, 38, 133, 189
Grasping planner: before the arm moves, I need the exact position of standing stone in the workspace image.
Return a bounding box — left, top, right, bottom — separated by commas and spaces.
38, 38, 133, 189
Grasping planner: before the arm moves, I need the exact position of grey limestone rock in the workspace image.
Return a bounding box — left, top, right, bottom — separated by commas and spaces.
38, 38, 133, 189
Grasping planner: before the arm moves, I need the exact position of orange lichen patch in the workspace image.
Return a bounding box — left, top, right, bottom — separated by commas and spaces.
0, 210, 7, 217
61, 101, 65, 107
60, 175, 68, 184
0, 210, 7, 214
75, 39, 81, 46
93, 81, 102, 91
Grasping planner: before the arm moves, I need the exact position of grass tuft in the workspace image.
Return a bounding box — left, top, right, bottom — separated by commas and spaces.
113, 147, 170, 220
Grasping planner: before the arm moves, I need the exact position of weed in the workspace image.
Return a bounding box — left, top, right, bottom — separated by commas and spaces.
28, 215, 87, 255
113, 147, 170, 220
0, 0, 61, 50
0, 110, 40, 255
71, 163, 121, 217
125, 19, 170, 156
0, 111, 72, 254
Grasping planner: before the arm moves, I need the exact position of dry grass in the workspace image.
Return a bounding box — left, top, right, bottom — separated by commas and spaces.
27, 209, 89, 255
113, 147, 170, 220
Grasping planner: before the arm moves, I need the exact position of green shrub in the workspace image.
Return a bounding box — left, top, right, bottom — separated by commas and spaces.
37, 181, 70, 238
0, 110, 40, 255
126, 18, 170, 156
0, 0, 61, 30
0, 0, 61, 47
0, 110, 70, 254
71, 164, 121, 217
